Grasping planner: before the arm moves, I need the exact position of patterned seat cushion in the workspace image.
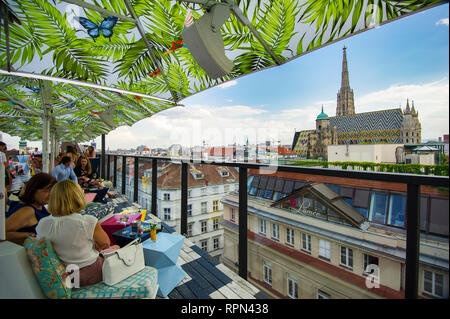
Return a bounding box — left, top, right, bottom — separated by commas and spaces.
71, 266, 158, 299
24, 237, 71, 299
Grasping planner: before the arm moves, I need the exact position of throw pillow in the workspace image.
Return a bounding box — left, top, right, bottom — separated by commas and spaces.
24, 237, 71, 299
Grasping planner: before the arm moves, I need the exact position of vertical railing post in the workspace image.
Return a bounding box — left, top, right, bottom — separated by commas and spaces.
122, 156, 126, 195
106, 154, 111, 181
101, 134, 106, 179
134, 157, 139, 203
405, 182, 420, 299
238, 166, 248, 280
151, 158, 158, 216
181, 162, 188, 236
113, 155, 117, 188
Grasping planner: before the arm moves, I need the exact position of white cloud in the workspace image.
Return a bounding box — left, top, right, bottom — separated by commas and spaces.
218, 80, 238, 88
436, 18, 449, 26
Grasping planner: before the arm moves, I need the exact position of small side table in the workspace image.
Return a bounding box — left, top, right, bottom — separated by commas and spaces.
112, 226, 150, 248
142, 232, 186, 297
100, 213, 142, 245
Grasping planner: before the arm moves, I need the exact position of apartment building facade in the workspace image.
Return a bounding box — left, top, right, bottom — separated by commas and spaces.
220, 170, 448, 299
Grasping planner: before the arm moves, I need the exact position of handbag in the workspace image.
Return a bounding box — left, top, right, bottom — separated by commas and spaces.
101, 238, 145, 286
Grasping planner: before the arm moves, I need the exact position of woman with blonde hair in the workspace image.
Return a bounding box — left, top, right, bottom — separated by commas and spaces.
36, 180, 119, 287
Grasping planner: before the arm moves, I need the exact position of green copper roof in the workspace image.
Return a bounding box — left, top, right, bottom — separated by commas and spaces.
316, 106, 328, 120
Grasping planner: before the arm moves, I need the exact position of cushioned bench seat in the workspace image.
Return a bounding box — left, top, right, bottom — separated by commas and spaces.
71, 266, 158, 299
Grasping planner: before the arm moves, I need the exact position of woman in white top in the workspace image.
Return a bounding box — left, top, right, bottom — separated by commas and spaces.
36, 180, 119, 287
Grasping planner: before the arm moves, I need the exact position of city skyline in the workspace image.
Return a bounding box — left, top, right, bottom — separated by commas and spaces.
1, 4, 448, 151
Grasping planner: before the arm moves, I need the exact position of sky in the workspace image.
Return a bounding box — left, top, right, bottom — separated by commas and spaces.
1, 3, 449, 151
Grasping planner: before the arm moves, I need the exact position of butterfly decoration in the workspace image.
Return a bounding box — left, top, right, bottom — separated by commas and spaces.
148, 69, 161, 78
184, 8, 194, 30
76, 16, 118, 42
26, 86, 40, 93
90, 110, 102, 115
164, 39, 187, 55
134, 95, 143, 101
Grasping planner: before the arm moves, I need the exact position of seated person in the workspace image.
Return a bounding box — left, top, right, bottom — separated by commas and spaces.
5, 173, 57, 245
85, 145, 95, 159
52, 156, 77, 182
36, 180, 119, 287
74, 156, 103, 189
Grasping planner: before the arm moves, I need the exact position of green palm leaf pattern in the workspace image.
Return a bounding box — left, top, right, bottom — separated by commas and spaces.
0, 0, 444, 142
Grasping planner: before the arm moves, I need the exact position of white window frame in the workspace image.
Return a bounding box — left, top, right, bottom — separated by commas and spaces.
302, 233, 311, 253
287, 274, 298, 299
201, 201, 207, 214
317, 290, 331, 299
286, 228, 295, 246
263, 262, 272, 286
340, 246, 353, 269
213, 200, 219, 212
423, 270, 445, 298
213, 237, 220, 250
363, 254, 379, 278
272, 223, 279, 240
201, 220, 207, 233
187, 223, 193, 237
319, 239, 331, 260
163, 193, 170, 201
230, 208, 236, 222
259, 219, 267, 235
163, 208, 171, 220
200, 239, 208, 252
187, 204, 192, 216
213, 218, 219, 231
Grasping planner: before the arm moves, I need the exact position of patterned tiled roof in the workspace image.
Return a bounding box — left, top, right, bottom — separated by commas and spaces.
329, 109, 403, 132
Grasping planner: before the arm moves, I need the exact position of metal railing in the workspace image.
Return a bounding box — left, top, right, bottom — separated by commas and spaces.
100, 153, 449, 299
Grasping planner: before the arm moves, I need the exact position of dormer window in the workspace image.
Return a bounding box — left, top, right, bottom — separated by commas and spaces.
217, 168, 229, 177
194, 172, 204, 179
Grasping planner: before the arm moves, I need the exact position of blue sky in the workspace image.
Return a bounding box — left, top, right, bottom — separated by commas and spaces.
1, 3, 449, 150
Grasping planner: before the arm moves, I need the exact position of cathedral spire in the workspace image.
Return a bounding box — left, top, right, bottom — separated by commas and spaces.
341, 45, 350, 89
406, 98, 410, 113
336, 46, 355, 116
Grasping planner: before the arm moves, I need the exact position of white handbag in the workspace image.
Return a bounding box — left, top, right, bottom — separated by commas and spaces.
101, 238, 145, 286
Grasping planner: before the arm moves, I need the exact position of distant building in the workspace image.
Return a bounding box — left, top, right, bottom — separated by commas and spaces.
119, 162, 239, 260
292, 46, 422, 159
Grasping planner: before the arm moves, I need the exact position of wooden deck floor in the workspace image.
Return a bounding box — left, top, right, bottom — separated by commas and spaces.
100, 191, 270, 300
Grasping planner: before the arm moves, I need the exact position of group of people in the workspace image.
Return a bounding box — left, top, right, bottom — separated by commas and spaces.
3, 143, 116, 287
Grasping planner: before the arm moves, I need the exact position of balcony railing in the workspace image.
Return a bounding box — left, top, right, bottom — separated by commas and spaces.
100, 153, 449, 299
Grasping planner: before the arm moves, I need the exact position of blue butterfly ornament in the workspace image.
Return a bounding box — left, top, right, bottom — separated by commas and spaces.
76, 16, 118, 42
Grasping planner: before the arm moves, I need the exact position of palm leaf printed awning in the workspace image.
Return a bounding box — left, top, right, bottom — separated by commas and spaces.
0, 0, 446, 142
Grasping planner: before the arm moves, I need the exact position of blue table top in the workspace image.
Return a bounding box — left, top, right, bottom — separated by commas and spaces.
142, 232, 184, 253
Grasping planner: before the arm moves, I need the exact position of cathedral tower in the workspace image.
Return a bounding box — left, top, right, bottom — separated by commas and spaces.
336, 46, 355, 116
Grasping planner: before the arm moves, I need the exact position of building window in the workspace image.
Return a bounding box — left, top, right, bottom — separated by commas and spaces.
340, 246, 353, 269
263, 262, 272, 286
369, 192, 388, 224
388, 194, 406, 227
423, 270, 445, 298
272, 223, 279, 240
363, 254, 379, 278
264, 189, 273, 199
249, 187, 257, 196
213, 237, 220, 250
201, 201, 207, 214
201, 188, 206, 196
188, 190, 192, 198
187, 223, 193, 237
259, 219, 267, 235
201, 220, 207, 233
213, 218, 219, 231
230, 208, 236, 222
286, 228, 295, 246
317, 290, 331, 299
287, 275, 299, 299
200, 240, 208, 252
319, 239, 331, 260
163, 208, 171, 220
213, 200, 219, 212
163, 193, 170, 201
187, 204, 192, 217
302, 233, 311, 253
